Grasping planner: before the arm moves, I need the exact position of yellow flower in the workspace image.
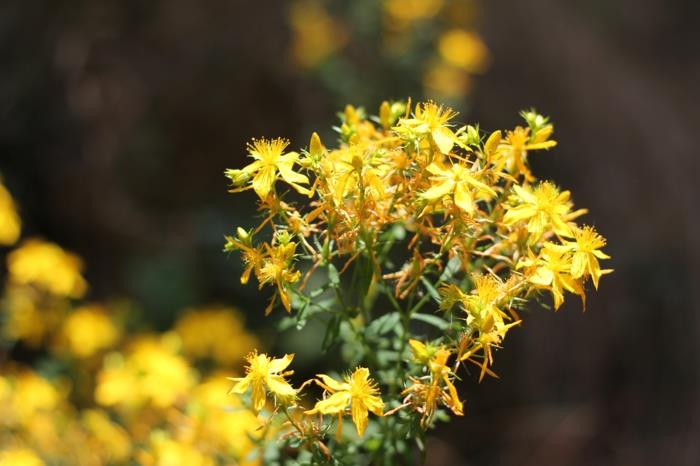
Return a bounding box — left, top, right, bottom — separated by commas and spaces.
397, 101, 458, 154
175, 306, 258, 365
437, 29, 489, 73
225, 227, 264, 285
306, 367, 384, 438
0, 285, 53, 347
289, 0, 347, 68
519, 244, 585, 310
7, 238, 87, 298
461, 275, 509, 328
421, 161, 496, 213
0, 448, 45, 466
423, 63, 471, 100
188, 376, 262, 462
82, 409, 132, 462
384, 0, 443, 23
141, 433, 214, 466
95, 334, 196, 409
226, 138, 309, 200
495, 125, 557, 179
228, 351, 296, 412
405, 341, 463, 426
8, 370, 63, 426
257, 237, 301, 314
503, 182, 585, 238
447, 276, 521, 381
0, 181, 21, 246
59, 305, 120, 358
561, 226, 612, 289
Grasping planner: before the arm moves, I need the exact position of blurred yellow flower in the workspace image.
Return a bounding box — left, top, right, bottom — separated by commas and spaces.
423, 63, 472, 100
59, 305, 120, 358
384, 0, 443, 23
0, 181, 21, 246
438, 29, 489, 73
306, 367, 384, 437
81, 409, 132, 462
175, 307, 259, 365
0, 448, 44, 466
7, 239, 87, 298
289, 0, 347, 68
187, 376, 262, 463
95, 334, 196, 409
140, 432, 214, 466
228, 351, 296, 412
3, 371, 63, 427
0, 285, 53, 347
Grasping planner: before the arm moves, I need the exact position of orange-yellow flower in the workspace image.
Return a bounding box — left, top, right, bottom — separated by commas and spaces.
560, 225, 612, 289
228, 351, 296, 412
306, 367, 384, 437
226, 138, 309, 200
503, 182, 585, 239
421, 161, 496, 213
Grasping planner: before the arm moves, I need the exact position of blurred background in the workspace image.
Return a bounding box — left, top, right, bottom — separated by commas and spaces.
1, 0, 699, 464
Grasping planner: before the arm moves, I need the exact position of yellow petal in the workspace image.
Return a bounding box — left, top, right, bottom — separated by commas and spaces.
251, 380, 266, 412
592, 250, 611, 260
268, 353, 294, 373
443, 377, 464, 416
316, 374, 350, 393
351, 399, 369, 436
526, 140, 557, 150
454, 182, 474, 213
426, 162, 450, 176
252, 166, 276, 199
503, 204, 537, 225
306, 391, 351, 415
266, 375, 296, 399
512, 184, 536, 203
530, 266, 554, 286
421, 179, 455, 201
278, 156, 310, 186
432, 126, 455, 154
570, 252, 587, 279
484, 130, 501, 159
364, 394, 384, 417
227, 376, 251, 394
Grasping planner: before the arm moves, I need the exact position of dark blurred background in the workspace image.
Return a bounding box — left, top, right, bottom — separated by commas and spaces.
1, 0, 699, 464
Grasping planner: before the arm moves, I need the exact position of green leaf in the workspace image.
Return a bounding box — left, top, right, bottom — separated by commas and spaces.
420, 277, 442, 303
328, 263, 340, 285
411, 312, 449, 330
366, 311, 400, 338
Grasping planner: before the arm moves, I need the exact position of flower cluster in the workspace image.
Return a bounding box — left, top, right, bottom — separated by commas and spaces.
0, 180, 265, 465
225, 100, 612, 463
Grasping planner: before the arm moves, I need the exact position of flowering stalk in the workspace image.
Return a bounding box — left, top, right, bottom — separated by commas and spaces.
225, 101, 612, 464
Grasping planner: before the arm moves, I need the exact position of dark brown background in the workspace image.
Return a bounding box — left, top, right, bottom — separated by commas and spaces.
1, 1, 698, 464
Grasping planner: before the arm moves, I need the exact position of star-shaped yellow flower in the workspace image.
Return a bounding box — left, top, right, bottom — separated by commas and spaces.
228, 351, 296, 412
503, 182, 585, 239
420, 161, 496, 213
561, 225, 612, 289
225, 138, 309, 200
306, 367, 384, 438
396, 101, 458, 154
